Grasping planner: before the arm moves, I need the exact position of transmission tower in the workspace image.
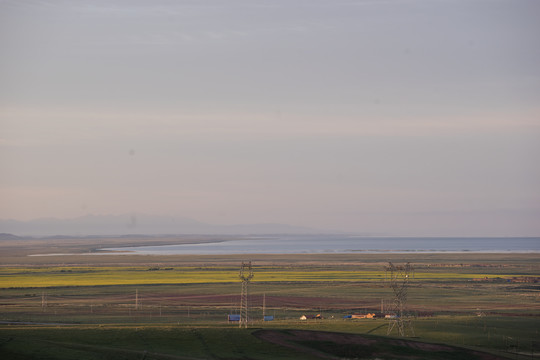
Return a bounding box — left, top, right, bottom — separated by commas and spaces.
385, 262, 415, 337
239, 261, 254, 328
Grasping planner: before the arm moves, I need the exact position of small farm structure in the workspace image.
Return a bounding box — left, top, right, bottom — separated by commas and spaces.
344, 313, 383, 319
228, 314, 240, 322
352, 313, 376, 319
300, 314, 322, 320
263, 315, 274, 321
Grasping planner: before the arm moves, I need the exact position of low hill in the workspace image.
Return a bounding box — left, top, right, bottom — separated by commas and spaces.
0, 214, 325, 237
0, 233, 24, 240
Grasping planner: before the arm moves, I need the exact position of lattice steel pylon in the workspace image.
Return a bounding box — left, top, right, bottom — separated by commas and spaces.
239, 261, 254, 328
385, 262, 415, 337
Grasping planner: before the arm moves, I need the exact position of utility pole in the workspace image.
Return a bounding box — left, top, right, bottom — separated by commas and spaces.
41, 291, 47, 312
263, 293, 266, 321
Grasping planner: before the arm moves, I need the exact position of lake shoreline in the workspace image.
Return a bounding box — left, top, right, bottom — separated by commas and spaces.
97, 236, 540, 256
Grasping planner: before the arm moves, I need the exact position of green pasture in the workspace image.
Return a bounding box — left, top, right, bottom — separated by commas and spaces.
1, 279, 538, 328
1, 316, 538, 359
0, 326, 302, 360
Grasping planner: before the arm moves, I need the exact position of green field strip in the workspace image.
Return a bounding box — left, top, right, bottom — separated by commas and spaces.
0, 267, 533, 288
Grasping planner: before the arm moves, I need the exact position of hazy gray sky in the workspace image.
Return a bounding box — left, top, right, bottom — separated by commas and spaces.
1, 0, 539, 236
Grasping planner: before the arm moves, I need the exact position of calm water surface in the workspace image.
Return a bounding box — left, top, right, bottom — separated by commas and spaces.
103, 236, 540, 255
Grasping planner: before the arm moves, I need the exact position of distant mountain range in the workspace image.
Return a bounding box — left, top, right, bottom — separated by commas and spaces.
0, 214, 327, 237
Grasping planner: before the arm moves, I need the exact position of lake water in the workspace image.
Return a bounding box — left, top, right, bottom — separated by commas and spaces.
102, 236, 540, 255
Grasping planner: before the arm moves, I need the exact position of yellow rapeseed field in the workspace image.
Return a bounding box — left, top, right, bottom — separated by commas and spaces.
0, 266, 510, 288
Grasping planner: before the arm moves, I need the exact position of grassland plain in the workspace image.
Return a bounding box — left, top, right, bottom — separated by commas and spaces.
0, 319, 536, 359
0, 236, 539, 359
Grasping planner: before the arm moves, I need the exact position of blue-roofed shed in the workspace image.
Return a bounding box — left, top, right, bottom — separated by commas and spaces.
228, 314, 240, 322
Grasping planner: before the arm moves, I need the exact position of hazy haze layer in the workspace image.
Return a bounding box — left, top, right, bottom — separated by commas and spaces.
1, 0, 539, 236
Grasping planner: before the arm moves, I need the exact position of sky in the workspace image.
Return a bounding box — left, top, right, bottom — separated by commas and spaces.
1, 0, 539, 236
